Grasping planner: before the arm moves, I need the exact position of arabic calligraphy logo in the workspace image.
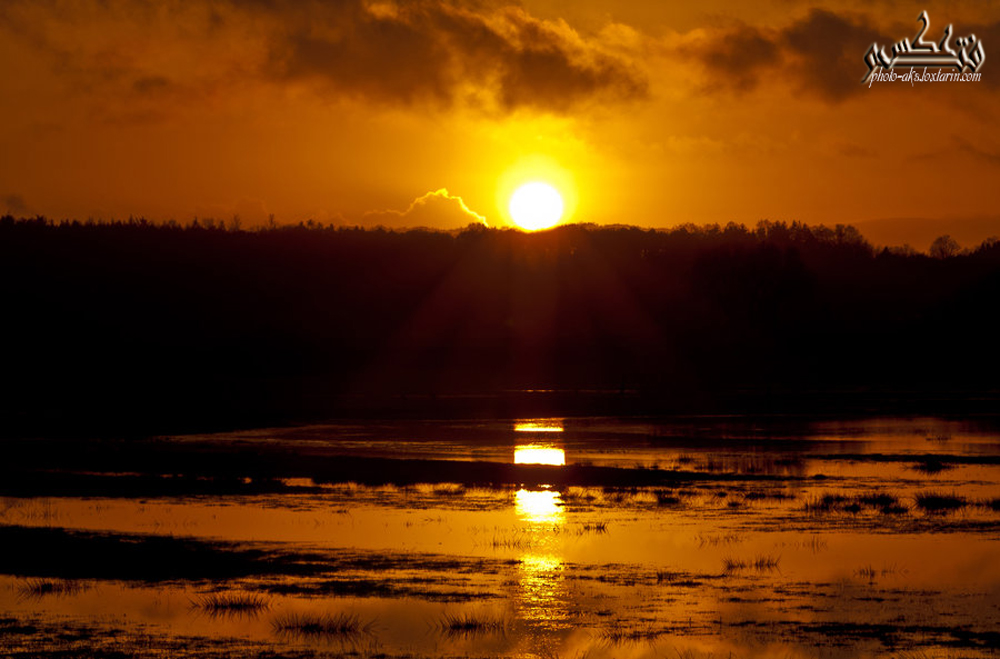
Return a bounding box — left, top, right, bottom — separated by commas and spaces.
863, 11, 984, 85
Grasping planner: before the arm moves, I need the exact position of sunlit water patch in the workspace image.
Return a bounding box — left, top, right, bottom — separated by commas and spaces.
514, 445, 566, 466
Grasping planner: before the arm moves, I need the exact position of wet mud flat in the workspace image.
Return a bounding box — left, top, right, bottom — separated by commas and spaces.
3, 416, 1000, 658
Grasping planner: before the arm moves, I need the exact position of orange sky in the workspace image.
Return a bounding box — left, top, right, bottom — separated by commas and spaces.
1, 0, 997, 248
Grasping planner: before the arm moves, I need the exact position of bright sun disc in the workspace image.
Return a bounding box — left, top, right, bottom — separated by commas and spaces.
509, 182, 564, 231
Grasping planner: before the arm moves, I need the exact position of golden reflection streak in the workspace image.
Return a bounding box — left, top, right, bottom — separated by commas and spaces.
515, 490, 569, 630
513, 419, 564, 433
515, 489, 564, 524
514, 445, 566, 466
512, 419, 569, 634
518, 552, 566, 628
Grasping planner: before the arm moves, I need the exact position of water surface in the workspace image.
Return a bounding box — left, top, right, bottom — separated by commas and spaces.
3, 416, 1000, 658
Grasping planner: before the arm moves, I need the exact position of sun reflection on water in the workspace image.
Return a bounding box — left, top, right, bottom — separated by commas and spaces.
514, 445, 566, 466
513, 487, 570, 634
513, 419, 565, 433
514, 489, 564, 524
518, 552, 569, 631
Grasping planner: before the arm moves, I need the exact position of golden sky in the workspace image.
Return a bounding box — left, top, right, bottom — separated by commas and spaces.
1, 0, 997, 247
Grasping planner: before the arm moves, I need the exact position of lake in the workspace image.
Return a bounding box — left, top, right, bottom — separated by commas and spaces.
3, 416, 1000, 658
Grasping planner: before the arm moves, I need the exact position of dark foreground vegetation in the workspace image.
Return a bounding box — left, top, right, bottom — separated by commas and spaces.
2, 215, 999, 434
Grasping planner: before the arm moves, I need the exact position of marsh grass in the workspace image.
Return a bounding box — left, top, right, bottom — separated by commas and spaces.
699, 455, 803, 476
804, 493, 849, 513
431, 483, 466, 497
438, 612, 508, 637
855, 565, 878, 582
721, 557, 745, 573
722, 554, 780, 575
696, 532, 745, 548
752, 554, 781, 571
655, 491, 683, 507
855, 492, 898, 508
17, 579, 88, 599
911, 458, 953, 474
855, 564, 900, 583
742, 489, 796, 502
977, 497, 1000, 512
599, 622, 665, 645
2, 499, 60, 522
563, 486, 604, 503
804, 491, 910, 515
798, 535, 829, 553
655, 570, 686, 584
914, 491, 968, 513
192, 592, 271, 618
489, 533, 533, 549
272, 612, 374, 639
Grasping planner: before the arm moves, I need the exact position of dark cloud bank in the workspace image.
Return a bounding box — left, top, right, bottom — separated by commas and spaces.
256, 0, 648, 111
690, 9, 998, 102
0, 0, 648, 114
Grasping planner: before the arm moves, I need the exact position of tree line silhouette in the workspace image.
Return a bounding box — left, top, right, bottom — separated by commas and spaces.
2, 215, 998, 433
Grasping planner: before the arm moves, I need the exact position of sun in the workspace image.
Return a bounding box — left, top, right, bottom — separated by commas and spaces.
508, 182, 564, 231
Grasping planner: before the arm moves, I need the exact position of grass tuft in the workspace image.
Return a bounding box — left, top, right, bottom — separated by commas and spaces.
17, 579, 87, 599
489, 533, 532, 549
599, 622, 665, 645
752, 554, 780, 571
914, 491, 967, 513
805, 491, 910, 516
855, 565, 878, 582
272, 612, 373, 639
722, 554, 780, 574
804, 493, 848, 513
743, 489, 796, 502
656, 570, 681, 583
438, 612, 508, 637
977, 497, 1000, 512
655, 491, 683, 507
192, 592, 270, 617
856, 492, 898, 508
855, 564, 900, 582
431, 483, 466, 496
721, 557, 746, 573
911, 458, 953, 474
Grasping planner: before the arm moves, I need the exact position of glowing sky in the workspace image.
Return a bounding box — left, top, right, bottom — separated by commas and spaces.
1, 0, 997, 246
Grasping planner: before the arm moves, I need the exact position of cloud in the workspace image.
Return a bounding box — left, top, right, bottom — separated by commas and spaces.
262, 1, 648, 112
363, 188, 487, 229
781, 9, 885, 103
0, 0, 648, 116
684, 9, 888, 103
689, 25, 780, 93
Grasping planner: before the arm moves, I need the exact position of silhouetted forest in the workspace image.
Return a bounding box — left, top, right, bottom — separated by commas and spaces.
2, 215, 998, 434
